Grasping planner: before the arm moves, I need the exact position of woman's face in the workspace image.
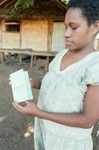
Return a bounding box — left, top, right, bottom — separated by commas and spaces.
64, 8, 94, 51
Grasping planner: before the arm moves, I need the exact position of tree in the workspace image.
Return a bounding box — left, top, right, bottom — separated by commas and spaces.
15, 0, 68, 8
15, 0, 35, 8
0, 0, 68, 8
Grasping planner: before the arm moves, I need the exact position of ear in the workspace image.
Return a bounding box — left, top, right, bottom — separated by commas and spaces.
91, 21, 99, 35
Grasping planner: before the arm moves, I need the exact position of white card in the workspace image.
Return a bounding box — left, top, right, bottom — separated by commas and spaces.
10, 69, 33, 103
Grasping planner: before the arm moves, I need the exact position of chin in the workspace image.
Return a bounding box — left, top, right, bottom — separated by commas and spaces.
66, 45, 75, 51
66, 43, 74, 49
66, 45, 81, 52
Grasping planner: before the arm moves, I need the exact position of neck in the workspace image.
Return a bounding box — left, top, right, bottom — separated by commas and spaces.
69, 43, 95, 55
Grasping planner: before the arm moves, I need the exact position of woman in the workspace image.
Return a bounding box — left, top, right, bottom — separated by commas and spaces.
13, 0, 99, 149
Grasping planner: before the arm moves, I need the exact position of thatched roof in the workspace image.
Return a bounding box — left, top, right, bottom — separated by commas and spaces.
0, 0, 66, 21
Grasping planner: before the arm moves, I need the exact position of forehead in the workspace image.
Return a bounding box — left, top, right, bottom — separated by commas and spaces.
65, 8, 87, 24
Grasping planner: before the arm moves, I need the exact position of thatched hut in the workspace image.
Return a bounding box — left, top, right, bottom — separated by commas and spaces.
0, 0, 66, 53
0, 0, 98, 55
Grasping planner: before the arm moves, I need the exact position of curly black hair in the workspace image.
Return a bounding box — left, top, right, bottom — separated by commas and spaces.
67, 0, 99, 25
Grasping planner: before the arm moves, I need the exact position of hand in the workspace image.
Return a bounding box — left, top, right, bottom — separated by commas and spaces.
29, 79, 41, 89
12, 100, 42, 117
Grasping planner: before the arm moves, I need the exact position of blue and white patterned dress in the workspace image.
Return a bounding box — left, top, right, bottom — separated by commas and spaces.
34, 49, 99, 150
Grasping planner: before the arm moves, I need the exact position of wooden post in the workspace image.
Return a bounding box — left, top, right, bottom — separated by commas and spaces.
19, 21, 22, 63
45, 56, 50, 70
19, 54, 22, 64
47, 21, 53, 52
30, 54, 33, 68
33, 55, 37, 64
1, 52, 4, 62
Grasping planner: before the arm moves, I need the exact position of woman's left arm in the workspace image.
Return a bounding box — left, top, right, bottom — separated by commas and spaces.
40, 85, 99, 128
13, 85, 99, 129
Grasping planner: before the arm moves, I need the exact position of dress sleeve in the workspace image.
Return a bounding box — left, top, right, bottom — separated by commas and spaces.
85, 61, 99, 85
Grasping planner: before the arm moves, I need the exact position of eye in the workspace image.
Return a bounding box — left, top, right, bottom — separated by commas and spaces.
71, 26, 78, 30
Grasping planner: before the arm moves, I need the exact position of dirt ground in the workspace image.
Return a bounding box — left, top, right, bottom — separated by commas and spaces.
0, 55, 99, 150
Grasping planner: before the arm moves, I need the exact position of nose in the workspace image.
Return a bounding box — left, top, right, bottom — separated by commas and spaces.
64, 28, 72, 38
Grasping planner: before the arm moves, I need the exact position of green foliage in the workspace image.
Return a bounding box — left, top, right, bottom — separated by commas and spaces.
15, 0, 35, 8
61, 0, 69, 4
15, 0, 69, 8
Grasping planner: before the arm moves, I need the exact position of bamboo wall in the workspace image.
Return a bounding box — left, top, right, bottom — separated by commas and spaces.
0, 20, 20, 49
51, 22, 65, 51
0, 20, 2, 48
21, 20, 48, 51
2, 33, 20, 49
0, 20, 49, 51
0, 19, 98, 52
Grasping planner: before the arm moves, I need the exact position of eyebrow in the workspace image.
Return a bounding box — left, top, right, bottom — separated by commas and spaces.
64, 22, 79, 26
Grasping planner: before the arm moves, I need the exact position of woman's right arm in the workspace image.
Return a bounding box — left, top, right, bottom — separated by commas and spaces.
30, 79, 42, 90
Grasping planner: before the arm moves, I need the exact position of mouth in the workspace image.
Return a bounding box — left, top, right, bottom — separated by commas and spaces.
66, 41, 73, 45
65, 41, 74, 48
66, 40, 73, 43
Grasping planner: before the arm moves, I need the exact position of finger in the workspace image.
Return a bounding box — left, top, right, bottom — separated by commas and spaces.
12, 102, 25, 111
12, 102, 26, 114
25, 100, 33, 104
19, 102, 27, 106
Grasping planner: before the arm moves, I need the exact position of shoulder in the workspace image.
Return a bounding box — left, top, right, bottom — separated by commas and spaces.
49, 49, 68, 70
88, 52, 99, 70
85, 52, 99, 85
54, 49, 68, 59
